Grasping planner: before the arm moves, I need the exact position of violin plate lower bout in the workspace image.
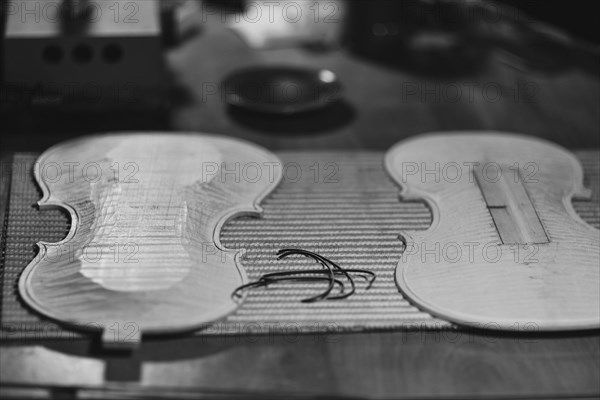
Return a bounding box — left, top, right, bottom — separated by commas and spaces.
18, 134, 282, 347
385, 133, 600, 331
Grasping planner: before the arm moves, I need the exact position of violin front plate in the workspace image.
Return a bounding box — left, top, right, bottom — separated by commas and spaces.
18, 133, 282, 346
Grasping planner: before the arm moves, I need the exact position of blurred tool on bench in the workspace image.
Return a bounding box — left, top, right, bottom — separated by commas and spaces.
1, 0, 196, 111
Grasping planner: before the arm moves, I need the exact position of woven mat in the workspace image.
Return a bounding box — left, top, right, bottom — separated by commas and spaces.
1, 151, 598, 340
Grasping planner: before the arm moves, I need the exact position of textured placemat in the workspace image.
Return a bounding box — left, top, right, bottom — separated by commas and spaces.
1, 151, 599, 340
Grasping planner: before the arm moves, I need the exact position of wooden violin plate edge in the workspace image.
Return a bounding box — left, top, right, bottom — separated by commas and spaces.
17, 132, 283, 346
385, 131, 600, 331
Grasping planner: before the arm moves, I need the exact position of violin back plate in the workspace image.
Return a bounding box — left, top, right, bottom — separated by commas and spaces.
18, 133, 282, 345
385, 132, 600, 330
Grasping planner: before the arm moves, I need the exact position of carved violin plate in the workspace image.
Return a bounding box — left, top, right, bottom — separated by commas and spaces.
385, 132, 600, 331
19, 133, 282, 346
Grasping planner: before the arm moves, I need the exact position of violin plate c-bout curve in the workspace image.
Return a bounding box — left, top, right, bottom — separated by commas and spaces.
18, 133, 282, 347
385, 132, 600, 331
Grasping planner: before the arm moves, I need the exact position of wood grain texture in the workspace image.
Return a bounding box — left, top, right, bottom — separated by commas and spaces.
17, 133, 282, 345
1, 331, 599, 398
2, 151, 599, 398
385, 132, 600, 330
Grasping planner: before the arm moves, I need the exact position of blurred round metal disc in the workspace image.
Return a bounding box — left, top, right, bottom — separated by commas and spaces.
222, 66, 343, 114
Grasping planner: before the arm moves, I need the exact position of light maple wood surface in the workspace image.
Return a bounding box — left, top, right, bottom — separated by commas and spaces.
385, 132, 600, 330
18, 133, 282, 347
